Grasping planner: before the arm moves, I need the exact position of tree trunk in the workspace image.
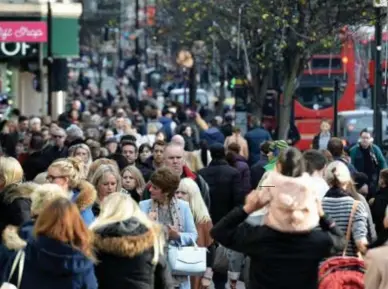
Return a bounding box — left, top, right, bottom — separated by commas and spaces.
278, 53, 301, 140
251, 69, 270, 120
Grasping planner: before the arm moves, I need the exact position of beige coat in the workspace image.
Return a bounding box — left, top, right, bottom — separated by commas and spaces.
224, 133, 249, 160
365, 246, 388, 289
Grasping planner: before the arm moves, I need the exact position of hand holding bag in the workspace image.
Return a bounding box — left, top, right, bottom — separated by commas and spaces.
1, 250, 25, 289
168, 240, 206, 276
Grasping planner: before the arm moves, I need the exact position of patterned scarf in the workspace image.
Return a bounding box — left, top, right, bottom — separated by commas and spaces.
150, 197, 184, 233
150, 197, 187, 285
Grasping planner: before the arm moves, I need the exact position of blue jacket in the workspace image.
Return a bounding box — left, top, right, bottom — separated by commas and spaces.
201, 127, 225, 146
7, 236, 97, 289
158, 116, 174, 141
139, 199, 198, 246
245, 127, 272, 165
70, 181, 97, 226
139, 199, 197, 289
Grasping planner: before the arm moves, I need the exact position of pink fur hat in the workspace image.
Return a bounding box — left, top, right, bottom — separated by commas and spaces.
259, 171, 320, 232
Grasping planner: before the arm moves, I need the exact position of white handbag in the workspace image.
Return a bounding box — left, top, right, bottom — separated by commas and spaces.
0, 250, 25, 289
168, 241, 207, 276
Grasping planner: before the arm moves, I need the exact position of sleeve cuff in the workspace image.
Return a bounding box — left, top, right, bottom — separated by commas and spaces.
319, 214, 335, 230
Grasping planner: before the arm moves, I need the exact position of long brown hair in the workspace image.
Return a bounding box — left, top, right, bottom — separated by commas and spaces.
34, 197, 95, 260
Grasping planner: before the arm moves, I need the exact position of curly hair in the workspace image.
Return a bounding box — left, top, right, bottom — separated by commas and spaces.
150, 167, 180, 199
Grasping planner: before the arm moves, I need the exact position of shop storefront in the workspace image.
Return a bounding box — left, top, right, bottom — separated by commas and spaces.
0, 2, 82, 117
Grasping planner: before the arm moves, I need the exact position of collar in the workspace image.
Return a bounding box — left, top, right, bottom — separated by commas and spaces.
324, 186, 349, 198
182, 165, 197, 179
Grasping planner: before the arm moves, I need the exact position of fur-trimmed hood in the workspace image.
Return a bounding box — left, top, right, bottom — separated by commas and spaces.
0, 182, 38, 205
72, 180, 97, 211
2, 224, 28, 250
93, 218, 158, 258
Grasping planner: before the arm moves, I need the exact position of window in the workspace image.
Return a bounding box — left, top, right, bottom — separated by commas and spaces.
311, 58, 342, 70
296, 86, 338, 110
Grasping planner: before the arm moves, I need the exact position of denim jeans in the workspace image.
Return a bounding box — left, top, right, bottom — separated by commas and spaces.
227, 250, 245, 280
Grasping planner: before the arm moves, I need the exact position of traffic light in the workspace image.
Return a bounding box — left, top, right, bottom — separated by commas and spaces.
228, 77, 236, 91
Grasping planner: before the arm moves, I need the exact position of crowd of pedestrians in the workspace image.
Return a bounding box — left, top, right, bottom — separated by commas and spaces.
1, 98, 388, 289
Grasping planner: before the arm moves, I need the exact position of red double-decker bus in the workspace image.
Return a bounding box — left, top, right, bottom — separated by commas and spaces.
294, 35, 357, 150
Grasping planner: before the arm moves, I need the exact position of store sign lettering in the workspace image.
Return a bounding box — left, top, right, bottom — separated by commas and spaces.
0, 21, 47, 43
0, 43, 37, 57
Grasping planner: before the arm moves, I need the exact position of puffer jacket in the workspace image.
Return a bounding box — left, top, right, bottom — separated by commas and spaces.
93, 218, 174, 289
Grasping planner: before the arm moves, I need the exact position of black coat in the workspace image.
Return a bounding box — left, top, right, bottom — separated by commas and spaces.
0, 184, 32, 240
22, 151, 51, 181
250, 156, 269, 189
42, 145, 68, 165
211, 207, 345, 289
0, 132, 18, 157
370, 187, 388, 236
93, 218, 174, 289
198, 160, 242, 225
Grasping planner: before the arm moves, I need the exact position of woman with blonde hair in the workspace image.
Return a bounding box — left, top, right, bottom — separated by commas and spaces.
87, 158, 118, 181
68, 143, 92, 177
90, 164, 124, 216
322, 161, 369, 256
0, 156, 23, 190
175, 178, 214, 289
121, 165, 146, 203
2, 198, 98, 289
47, 157, 96, 225
90, 192, 173, 289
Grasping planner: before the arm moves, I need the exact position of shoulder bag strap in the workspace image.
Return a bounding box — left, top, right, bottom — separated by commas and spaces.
8, 250, 22, 282
342, 201, 360, 257
17, 251, 25, 288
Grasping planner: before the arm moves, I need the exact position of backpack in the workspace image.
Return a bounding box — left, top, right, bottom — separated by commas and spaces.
318, 201, 365, 289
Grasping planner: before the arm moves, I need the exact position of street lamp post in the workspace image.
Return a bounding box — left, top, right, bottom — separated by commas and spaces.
374, 4, 383, 147
144, 0, 148, 66
47, 0, 53, 116
135, 0, 140, 95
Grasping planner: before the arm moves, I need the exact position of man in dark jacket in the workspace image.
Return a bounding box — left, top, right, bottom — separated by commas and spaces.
198, 143, 242, 225
350, 129, 387, 198
143, 143, 210, 209
198, 143, 242, 289
23, 132, 51, 181
42, 127, 68, 165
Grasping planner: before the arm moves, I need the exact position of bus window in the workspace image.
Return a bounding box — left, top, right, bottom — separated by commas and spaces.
296, 86, 340, 110
311, 58, 342, 69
